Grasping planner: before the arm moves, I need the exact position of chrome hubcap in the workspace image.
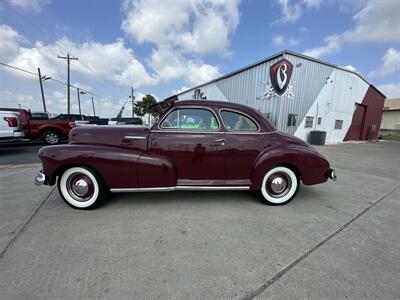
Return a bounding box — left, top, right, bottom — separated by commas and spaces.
66, 173, 94, 202
72, 179, 89, 196
270, 176, 287, 193
266, 172, 292, 198
46, 133, 59, 144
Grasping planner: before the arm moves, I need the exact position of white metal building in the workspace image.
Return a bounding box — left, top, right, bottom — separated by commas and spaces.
175, 50, 385, 144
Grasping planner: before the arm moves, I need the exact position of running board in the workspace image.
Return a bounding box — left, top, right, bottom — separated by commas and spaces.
110, 186, 250, 193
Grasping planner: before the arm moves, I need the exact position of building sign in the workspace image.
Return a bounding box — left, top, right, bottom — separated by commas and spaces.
258, 59, 294, 100
193, 88, 207, 99
270, 59, 293, 95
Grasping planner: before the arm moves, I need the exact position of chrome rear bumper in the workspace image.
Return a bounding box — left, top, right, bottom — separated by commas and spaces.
329, 169, 337, 181
34, 170, 46, 186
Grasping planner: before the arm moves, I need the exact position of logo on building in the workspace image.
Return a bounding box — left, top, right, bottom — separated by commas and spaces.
270, 59, 293, 95
193, 88, 207, 99
258, 59, 294, 100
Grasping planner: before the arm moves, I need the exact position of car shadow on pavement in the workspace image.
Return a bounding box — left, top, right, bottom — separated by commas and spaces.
103, 190, 263, 208
100, 186, 326, 209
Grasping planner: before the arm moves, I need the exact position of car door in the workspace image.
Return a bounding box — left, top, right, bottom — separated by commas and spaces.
148, 107, 225, 186
219, 109, 263, 185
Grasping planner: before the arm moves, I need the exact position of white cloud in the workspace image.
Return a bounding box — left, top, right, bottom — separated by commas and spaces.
121, 0, 239, 55
369, 48, 400, 77
303, 0, 321, 8
377, 82, 400, 99
149, 46, 220, 86
6, 0, 50, 12
272, 34, 299, 47
276, 0, 302, 23
2, 26, 156, 88
275, 0, 321, 23
342, 65, 357, 72
0, 24, 26, 62
303, 34, 341, 58
304, 0, 400, 58
172, 86, 189, 95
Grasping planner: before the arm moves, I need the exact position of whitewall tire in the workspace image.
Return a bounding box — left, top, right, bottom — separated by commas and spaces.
260, 166, 299, 205
58, 166, 107, 209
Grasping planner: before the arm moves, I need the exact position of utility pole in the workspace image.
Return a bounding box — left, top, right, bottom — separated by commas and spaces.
38, 68, 51, 112
91, 97, 96, 116
131, 87, 135, 117
57, 54, 78, 114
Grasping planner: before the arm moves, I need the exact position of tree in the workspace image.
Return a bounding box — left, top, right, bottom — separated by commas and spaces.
134, 94, 157, 124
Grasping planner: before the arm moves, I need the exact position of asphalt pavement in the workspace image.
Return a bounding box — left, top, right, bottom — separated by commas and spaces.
0, 140, 399, 299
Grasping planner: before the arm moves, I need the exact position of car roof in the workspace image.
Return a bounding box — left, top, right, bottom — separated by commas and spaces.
174, 99, 254, 111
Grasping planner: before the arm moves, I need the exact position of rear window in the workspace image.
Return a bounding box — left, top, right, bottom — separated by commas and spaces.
220, 110, 258, 132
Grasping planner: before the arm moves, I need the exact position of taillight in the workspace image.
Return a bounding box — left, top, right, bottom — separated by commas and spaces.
4, 117, 18, 127
69, 122, 76, 128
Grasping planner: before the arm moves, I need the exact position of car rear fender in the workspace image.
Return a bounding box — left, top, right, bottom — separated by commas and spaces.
251, 145, 330, 189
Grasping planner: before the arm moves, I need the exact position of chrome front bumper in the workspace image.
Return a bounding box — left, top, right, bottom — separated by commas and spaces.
329, 169, 337, 181
34, 170, 46, 186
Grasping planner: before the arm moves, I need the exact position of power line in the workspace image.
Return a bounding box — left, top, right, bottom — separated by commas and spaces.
7, 6, 120, 95
0, 62, 125, 105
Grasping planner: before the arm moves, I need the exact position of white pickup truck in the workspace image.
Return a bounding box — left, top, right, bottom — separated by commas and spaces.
0, 110, 24, 142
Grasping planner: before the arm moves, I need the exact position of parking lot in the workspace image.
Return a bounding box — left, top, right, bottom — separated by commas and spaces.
0, 140, 399, 299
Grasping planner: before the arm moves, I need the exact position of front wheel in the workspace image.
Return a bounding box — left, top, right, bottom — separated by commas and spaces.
58, 166, 107, 209
42, 130, 61, 145
259, 166, 299, 205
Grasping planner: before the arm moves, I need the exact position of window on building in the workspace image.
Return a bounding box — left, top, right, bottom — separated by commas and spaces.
317, 117, 322, 125
334, 119, 343, 129
305, 116, 314, 128
220, 110, 258, 132
287, 114, 298, 127
161, 108, 219, 130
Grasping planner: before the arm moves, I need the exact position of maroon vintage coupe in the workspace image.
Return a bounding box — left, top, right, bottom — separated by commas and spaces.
35, 99, 336, 209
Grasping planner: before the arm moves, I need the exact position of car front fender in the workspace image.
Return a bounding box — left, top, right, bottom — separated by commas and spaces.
38, 144, 176, 189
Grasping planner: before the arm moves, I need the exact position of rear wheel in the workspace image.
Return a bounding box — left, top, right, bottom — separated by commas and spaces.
42, 130, 61, 145
58, 166, 107, 209
259, 166, 299, 205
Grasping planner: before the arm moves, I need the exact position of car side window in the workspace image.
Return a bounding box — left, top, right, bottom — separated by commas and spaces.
220, 110, 258, 132
160, 108, 219, 130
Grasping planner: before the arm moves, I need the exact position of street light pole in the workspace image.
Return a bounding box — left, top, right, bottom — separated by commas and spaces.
91, 97, 96, 116
38, 67, 47, 112
131, 87, 135, 117
76, 87, 82, 115
76, 88, 87, 116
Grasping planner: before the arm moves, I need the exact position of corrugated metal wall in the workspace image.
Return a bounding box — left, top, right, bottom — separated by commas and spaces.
178, 53, 333, 136
177, 52, 373, 143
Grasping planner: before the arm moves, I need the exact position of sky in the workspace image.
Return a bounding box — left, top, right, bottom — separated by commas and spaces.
0, 0, 399, 118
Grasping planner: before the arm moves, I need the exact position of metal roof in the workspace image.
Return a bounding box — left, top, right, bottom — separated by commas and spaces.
175, 50, 386, 99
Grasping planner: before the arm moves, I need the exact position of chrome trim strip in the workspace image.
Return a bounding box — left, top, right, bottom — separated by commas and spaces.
150, 130, 223, 134
110, 186, 250, 193
110, 187, 176, 193
176, 186, 250, 191
124, 135, 147, 139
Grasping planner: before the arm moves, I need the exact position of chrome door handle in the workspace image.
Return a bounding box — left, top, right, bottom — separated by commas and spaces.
214, 138, 224, 143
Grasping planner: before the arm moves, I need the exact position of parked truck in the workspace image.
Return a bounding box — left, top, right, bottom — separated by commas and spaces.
0, 110, 24, 142
0, 108, 75, 145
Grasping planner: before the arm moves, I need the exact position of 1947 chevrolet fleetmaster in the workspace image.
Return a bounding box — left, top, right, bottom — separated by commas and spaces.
35, 99, 336, 209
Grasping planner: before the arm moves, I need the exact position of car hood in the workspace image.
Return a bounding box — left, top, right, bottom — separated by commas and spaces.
69, 125, 149, 150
